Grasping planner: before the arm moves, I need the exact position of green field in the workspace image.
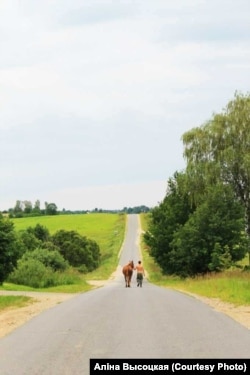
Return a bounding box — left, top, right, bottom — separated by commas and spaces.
12, 213, 122, 238
12, 213, 125, 255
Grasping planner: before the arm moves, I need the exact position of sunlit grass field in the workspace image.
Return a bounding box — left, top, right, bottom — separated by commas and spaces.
11, 213, 125, 259
11, 213, 123, 246
140, 213, 250, 306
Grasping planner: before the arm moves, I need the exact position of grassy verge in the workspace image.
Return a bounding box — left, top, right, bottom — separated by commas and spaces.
0, 295, 33, 312
140, 213, 250, 306
0, 279, 93, 294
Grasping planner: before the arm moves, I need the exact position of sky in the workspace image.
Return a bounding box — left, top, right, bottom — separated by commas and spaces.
1, 0, 250, 211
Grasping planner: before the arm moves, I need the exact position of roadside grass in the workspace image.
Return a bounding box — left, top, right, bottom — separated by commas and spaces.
0, 280, 92, 294
139, 213, 250, 306
1, 213, 126, 295
0, 295, 33, 312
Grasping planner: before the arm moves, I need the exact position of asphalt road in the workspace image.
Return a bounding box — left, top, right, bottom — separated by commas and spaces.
0, 214, 249, 374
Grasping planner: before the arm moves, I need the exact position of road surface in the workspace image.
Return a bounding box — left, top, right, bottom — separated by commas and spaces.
0, 214, 249, 374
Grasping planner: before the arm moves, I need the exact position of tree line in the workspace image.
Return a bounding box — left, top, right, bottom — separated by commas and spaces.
144, 92, 250, 277
6, 200, 58, 218
2, 201, 150, 218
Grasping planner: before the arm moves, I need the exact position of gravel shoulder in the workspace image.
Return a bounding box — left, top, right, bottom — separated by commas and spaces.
0, 290, 77, 338
0, 283, 249, 338
179, 291, 250, 331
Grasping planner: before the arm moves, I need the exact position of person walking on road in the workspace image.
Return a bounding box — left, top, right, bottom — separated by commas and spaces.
134, 260, 145, 287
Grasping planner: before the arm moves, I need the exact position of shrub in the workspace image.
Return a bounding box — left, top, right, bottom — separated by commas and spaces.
27, 224, 50, 242
18, 230, 42, 251
8, 259, 55, 288
8, 258, 80, 288
51, 230, 100, 271
51, 268, 82, 285
22, 248, 69, 271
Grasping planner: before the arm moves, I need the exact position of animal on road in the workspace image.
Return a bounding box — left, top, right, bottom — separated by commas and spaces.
122, 260, 134, 287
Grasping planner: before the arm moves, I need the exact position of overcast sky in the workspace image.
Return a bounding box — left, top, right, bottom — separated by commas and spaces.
1, 0, 249, 211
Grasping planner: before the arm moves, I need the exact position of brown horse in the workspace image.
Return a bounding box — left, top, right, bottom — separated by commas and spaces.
122, 260, 134, 287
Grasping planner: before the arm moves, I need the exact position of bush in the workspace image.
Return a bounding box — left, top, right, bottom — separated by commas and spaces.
22, 248, 69, 271
51, 230, 100, 271
18, 230, 42, 251
8, 259, 55, 288
77, 264, 88, 273
51, 268, 82, 285
27, 224, 50, 242
8, 258, 80, 288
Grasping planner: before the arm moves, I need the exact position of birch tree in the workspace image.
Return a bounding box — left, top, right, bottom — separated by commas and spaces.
182, 92, 250, 264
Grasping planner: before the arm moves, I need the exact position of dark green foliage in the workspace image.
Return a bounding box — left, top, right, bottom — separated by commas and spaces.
182, 92, 250, 263
14, 224, 100, 275
41, 241, 60, 252
18, 230, 42, 251
45, 202, 58, 215
144, 174, 248, 277
208, 244, 232, 272
144, 172, 194, 272
144, 94, 250, 276
51, 230, 100, 272
170, 185, 247, 277
27, 224, 50, 242
0, 217, 21, 284
17, 225, 51, 253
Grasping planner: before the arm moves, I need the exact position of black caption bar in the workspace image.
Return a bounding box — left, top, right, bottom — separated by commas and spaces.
90, 359, 249, 374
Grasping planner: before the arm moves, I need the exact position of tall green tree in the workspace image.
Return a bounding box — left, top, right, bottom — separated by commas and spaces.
0, 217, 21, 284
182, 92, 250, 264
13, 200, 23, 217
144, 172, 194, 273
170, 185, 247, 277
23, 200, 33, 214
45, 202, 58, 215
33, 200, 41, 215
